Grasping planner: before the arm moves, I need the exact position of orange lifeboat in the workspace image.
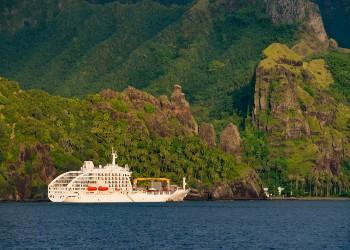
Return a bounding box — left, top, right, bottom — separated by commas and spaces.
98, 186, 109, 191
87, 186, 97, 191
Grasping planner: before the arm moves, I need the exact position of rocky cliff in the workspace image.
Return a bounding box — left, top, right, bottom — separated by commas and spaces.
198, 122, 216, 148
187, 170, 266, 200
253, 43, 350, 194
220, 123, 241, 157
121, 84, 199, 137
171, 85, 199, 135
265, 0, 330, 56
7, 143, 56, 200
254, 43, 311, 139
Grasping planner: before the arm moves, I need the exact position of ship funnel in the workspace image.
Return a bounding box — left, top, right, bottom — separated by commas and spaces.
182, 177, 186, 190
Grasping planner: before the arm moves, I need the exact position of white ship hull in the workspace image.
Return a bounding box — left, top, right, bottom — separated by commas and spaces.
48, 150, 189, 203
63, 190, 189, 203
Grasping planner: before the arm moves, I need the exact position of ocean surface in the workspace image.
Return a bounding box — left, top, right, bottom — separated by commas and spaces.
0, 201, 349, 249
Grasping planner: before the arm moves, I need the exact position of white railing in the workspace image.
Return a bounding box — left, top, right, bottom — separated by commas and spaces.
48, 171, 82, 202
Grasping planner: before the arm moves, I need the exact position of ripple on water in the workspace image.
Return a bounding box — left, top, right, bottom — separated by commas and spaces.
0, 201, 349, 249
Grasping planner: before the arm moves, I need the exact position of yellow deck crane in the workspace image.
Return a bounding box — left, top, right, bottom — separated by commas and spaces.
133, 178, 171, 190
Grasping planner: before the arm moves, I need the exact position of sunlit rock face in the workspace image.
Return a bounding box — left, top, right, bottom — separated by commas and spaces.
199, 123, 216, 148
220, 123, 241, 157
265, 0, 330, 55
254, 42, 349, 178
171, 84, 198, 135
186, 170, 267, 200
8, 143, 56, 200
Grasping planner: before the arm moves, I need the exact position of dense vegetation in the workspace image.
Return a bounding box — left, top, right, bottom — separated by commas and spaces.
0, 77, 247, 199
323, 51, 350, 104
0, 0, 298, 124
0, 0, 349, 199
251, 44, 350, 197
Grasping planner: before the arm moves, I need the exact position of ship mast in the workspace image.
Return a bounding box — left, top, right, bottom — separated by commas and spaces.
112, 147, 118, 166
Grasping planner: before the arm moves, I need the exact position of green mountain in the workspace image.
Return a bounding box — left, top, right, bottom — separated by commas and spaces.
0, 0, 349, 200
253, 43, 350, 196
0, 0, 299, 123
0, 78, 260, 200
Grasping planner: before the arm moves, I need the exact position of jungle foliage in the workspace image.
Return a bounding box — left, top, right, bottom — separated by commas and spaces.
0, 0, 350, 199
323, 51, 350, 104
0, 77, 247, 198
0, 0, 298, 123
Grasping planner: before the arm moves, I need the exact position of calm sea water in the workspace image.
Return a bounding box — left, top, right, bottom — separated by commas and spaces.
0, 201, 349, 249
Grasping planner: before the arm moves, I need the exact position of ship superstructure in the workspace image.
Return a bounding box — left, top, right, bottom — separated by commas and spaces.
48, 150, 189, 202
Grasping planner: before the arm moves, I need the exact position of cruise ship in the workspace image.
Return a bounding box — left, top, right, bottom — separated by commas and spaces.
48, 150, 189, 203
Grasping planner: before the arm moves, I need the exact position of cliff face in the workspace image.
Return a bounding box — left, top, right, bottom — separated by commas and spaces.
187, 170, 267, 200
265, 0, 330, 56
253, 43, 350, 186
121, 85, 198, 137
171, 85, 198, 134
210, 171, 266, 200
199, 123, 216, 148
7, 143, 56, 200
254, 43, 311, 139
220, 123, 241, 157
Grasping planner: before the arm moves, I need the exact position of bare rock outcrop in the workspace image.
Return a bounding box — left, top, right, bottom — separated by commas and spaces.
220, 123, 241, 156
171, 85, 198, 134
254, 43, 311, 139
100, 84, 200, 138
210, 171, 266, 200
199, 123, 216, 147
7, 143, 56, 200
186, 171, 267, 200
100, 89, 117, 100
159, 95, 172, 110
253, 42, 349, 178
125, 86, 160, 109
265, 0, 330, 55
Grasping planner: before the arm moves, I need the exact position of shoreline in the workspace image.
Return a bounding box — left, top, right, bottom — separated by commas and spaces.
267, 197, 350, 201
1, 197, 350, 203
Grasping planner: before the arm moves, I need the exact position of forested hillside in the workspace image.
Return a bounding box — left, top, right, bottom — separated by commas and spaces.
1, 0, 348, 123
0, 0, 349, 200
0, 0, 298, 123
0, 77, 254, 200
252, 43, 350, 196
